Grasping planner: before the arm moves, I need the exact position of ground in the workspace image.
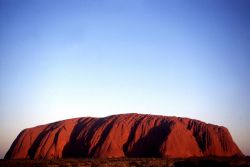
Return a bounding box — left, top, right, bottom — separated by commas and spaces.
0, 157, 249, 167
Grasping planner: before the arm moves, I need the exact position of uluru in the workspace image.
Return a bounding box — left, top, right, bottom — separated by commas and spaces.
4, 113, 243, 159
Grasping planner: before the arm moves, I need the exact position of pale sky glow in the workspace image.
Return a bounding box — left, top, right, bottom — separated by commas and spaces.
0, 0, 250, 158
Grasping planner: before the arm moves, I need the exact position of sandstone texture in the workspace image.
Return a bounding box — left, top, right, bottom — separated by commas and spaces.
5, 113, 243, 159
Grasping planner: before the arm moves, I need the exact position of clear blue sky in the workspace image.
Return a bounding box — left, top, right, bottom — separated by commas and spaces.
0, 0, 249, 158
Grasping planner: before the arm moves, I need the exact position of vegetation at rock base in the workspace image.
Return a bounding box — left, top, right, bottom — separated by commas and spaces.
0, 157, 249, 167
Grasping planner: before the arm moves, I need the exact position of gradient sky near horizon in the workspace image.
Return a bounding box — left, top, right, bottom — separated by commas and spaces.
0, 0, 250, 158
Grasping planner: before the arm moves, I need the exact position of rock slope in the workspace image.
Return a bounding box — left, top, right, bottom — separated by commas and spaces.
5, 113, 243, 159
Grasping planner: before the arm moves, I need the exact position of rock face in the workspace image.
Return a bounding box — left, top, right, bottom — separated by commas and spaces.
5, 113, 243, 159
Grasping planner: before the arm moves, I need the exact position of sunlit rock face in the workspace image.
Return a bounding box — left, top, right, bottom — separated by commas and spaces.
5, 113, 243, 159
